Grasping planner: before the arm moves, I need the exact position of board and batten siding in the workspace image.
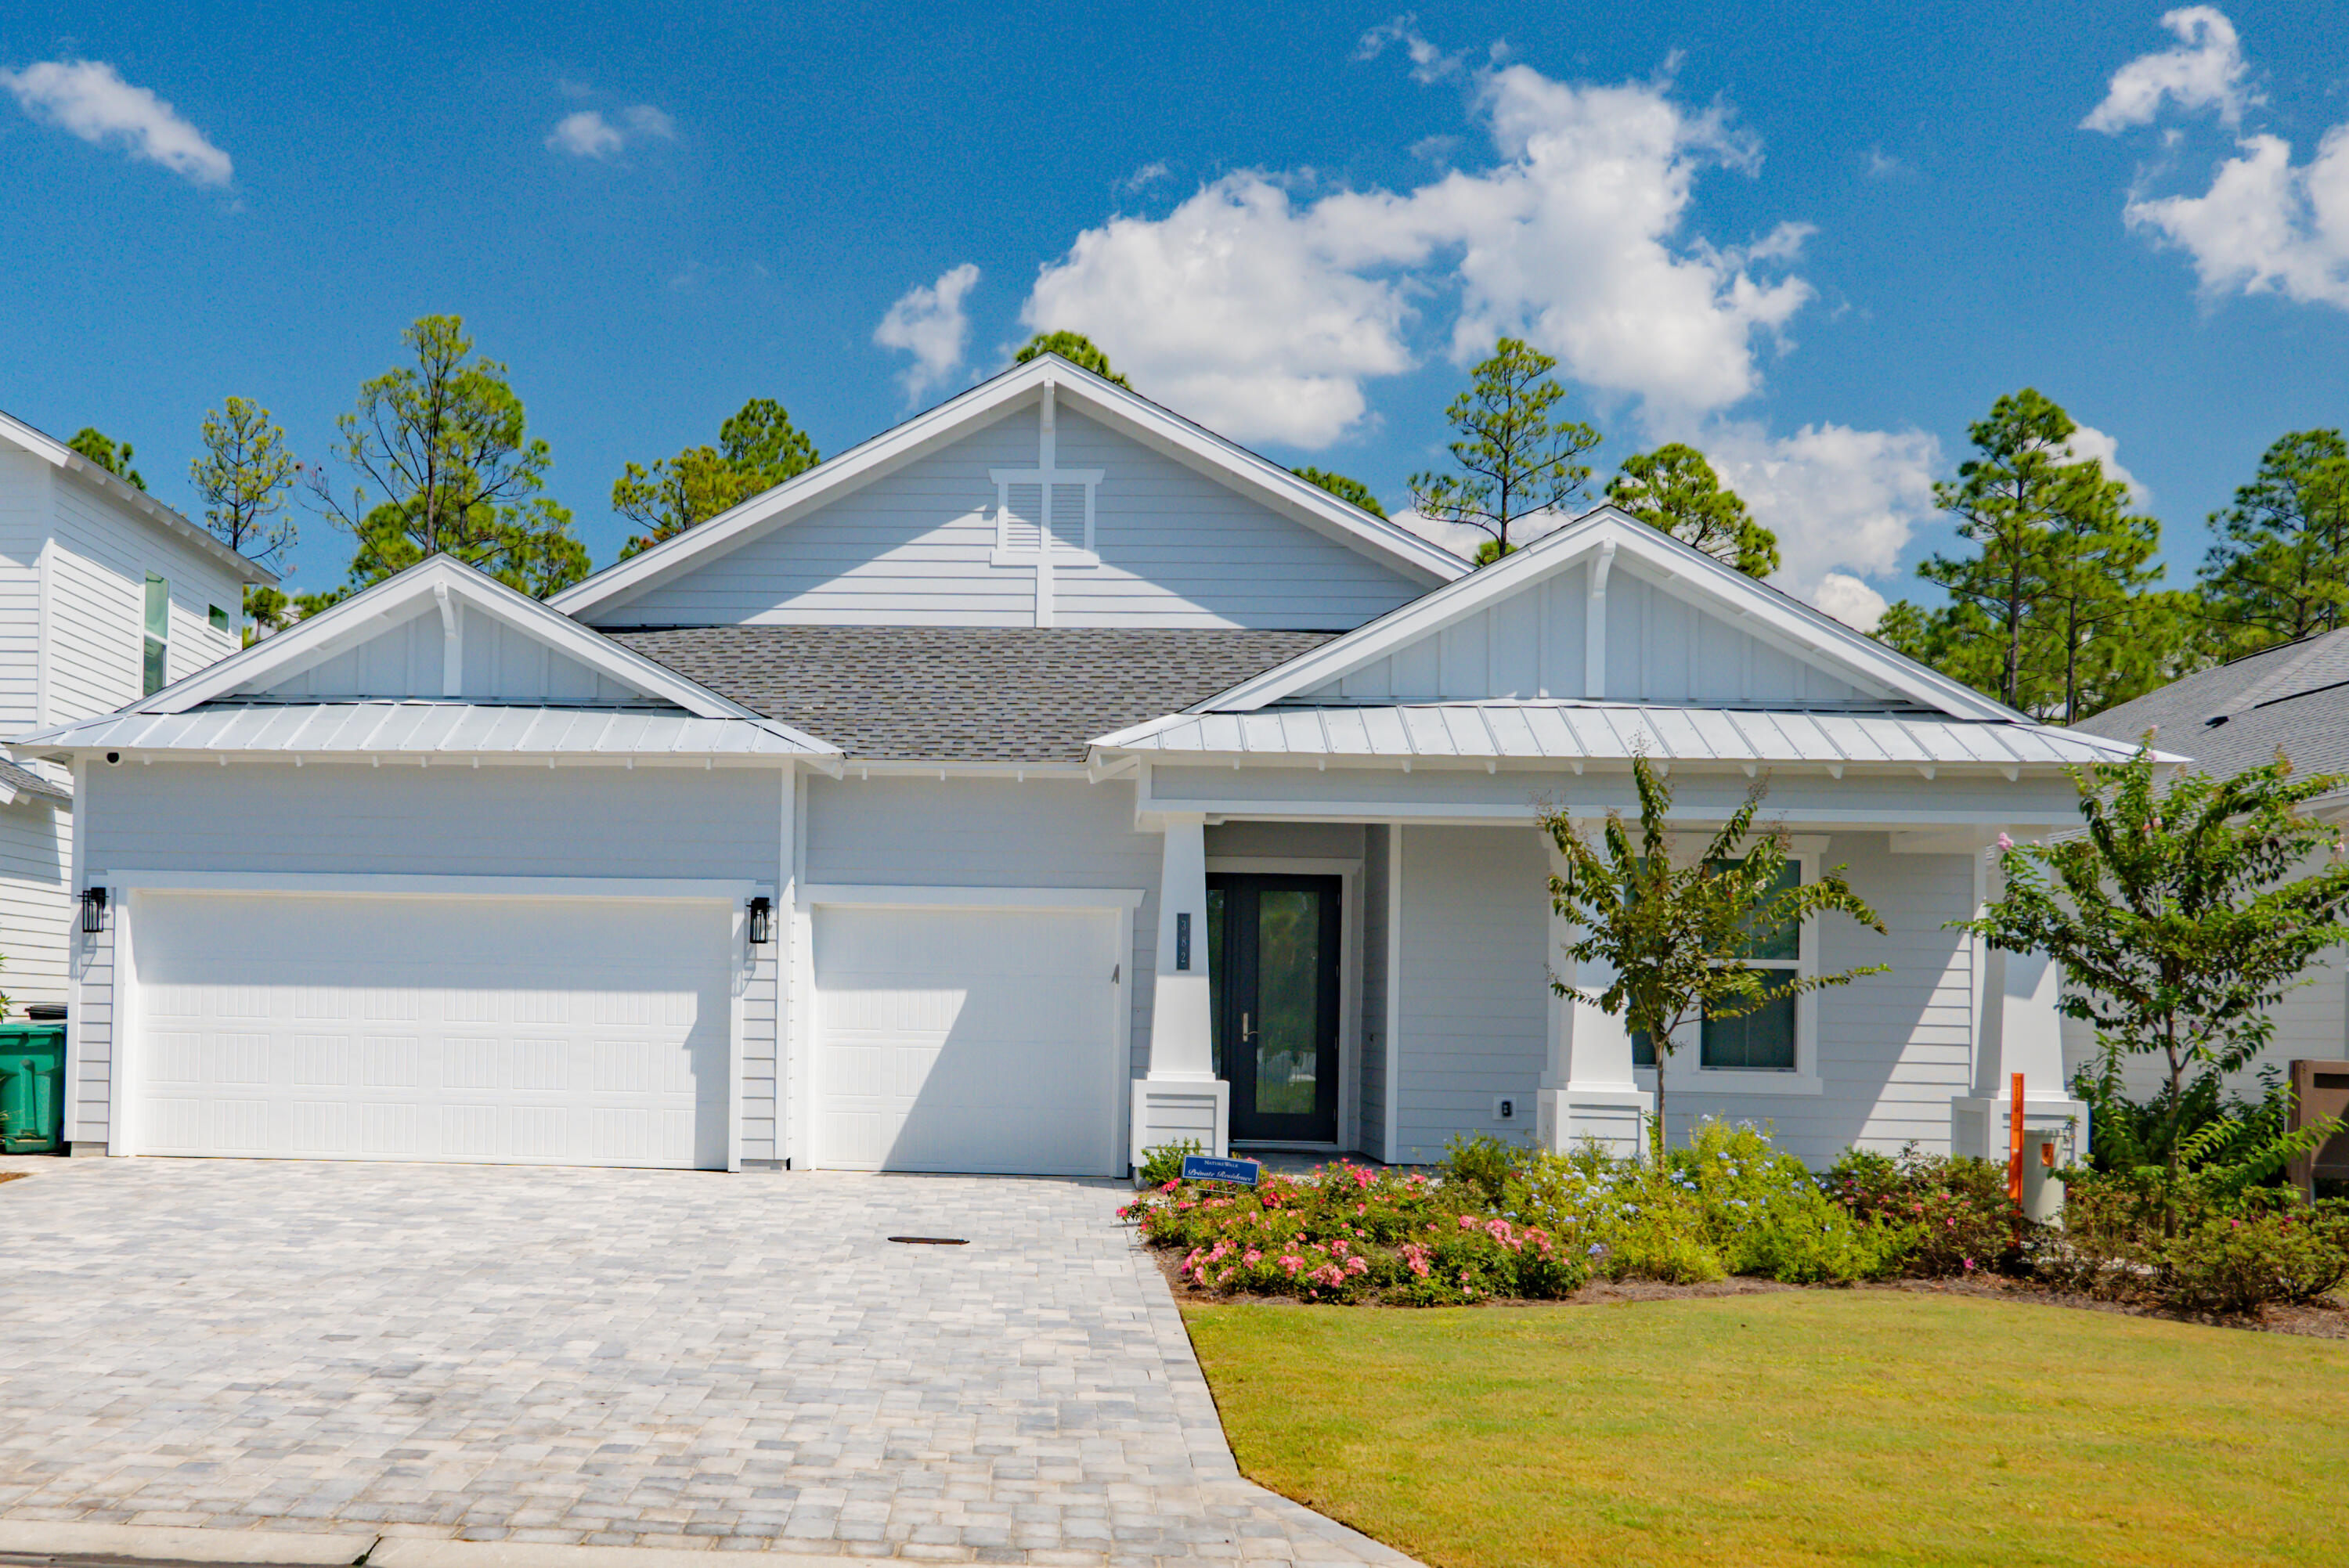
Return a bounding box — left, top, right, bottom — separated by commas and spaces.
1386, 827, 1982, 1168
1305, 558, 1889, 705
69, 762, 787, 1158
46, 468, 242, 723
242, 600, 647, 704
586, 407, 1427, 631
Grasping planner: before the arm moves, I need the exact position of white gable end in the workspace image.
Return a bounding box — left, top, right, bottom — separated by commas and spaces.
585, 403, 1431, 632
238, 599, 657, 705
1304, 556, 1890, 705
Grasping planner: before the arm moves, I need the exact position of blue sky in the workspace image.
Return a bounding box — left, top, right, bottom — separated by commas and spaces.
3, 1, 2346, 627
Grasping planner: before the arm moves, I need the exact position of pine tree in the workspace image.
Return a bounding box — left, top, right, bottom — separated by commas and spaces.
2196, 430, 2349, 657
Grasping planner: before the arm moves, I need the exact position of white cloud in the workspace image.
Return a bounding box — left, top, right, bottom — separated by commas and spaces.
2058, 422, 2150, 506
1694, 419, 1943, 604
2124, 127, 2349, 309
1387, 507, 1485, 561
1812, 573, 1889, 633
875, 262, 982, 398
0, 59, 231, 186
1019, 48, 1813, 445
1117, 160, 1170, 196
2082, 6, 2254, 133
547, 103, 674, 159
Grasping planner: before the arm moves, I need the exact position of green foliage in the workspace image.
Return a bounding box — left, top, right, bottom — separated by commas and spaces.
1012, 331, 1129, 387
1409, 337, 1601, 563
613, 397, 821, 557
2196, 428, 2349, 657
190, 396, 298, 574
1442, 1133, 1524, 1207
2154, 1208, 2349, 1313
2041, 1168, 2349, 1312
67, 427, 145, 489
1962, 744, 2349, 1212
1540, 753, 1888, 1151
1825, 1143, 2022, 1276
1605, 443, 1777, 578
309, 315, 589, 597
1138, 1138, 1203, 1188
1290, 466, 1387, 518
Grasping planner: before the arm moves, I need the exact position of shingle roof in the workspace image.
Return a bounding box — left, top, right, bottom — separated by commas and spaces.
0, 758, 70, 804
2077, 628, 2349, 783
606, 626, 1339, 762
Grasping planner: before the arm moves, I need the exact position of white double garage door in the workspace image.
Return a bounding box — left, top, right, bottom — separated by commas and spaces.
121, 886, 1126, 1176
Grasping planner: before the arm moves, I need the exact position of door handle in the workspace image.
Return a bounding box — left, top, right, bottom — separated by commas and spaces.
1241, 1011, 1256, 1044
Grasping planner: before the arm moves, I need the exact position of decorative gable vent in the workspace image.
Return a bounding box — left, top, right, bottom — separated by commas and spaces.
990, 379, 1103, 625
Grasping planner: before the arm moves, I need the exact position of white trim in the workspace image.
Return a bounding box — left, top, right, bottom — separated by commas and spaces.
0, 408, 279, 586
1384, 825, 1403, 1162
64, 755, 86, 1147
1206, 854, 1364, 1151
799, 883, 1145, 910
1636, 845, 1825, 1098
547, 358, 1464, 619
1182, 508, 2027, 723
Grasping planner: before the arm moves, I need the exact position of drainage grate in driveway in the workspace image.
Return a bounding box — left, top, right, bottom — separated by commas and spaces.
886, 1235, 969, 1245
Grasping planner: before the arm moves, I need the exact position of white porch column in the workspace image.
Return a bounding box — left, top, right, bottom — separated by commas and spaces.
1133, 812, 1229, 1167
1537, 838, 1651, 1158
1950, 838, 2089, 1181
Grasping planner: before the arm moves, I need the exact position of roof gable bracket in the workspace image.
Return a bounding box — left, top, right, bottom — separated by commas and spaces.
1585, 540, 1615, 701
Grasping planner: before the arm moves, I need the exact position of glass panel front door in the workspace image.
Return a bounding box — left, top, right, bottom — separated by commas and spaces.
1208, 873, 1341, 1143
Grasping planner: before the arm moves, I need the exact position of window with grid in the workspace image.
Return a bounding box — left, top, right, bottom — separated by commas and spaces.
1629, 857, 1802, 1072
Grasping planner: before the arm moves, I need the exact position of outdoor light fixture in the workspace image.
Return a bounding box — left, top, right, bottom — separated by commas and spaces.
747, 896, 774, 945
79, 886, 107, 934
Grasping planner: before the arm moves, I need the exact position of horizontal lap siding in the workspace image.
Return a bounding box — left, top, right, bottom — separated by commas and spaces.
2063, 946, 2349, 1096
73, 764, 787, 1155
48, 474, 243, 723
804, 776, 1158, 1082
0, 803, 70, 1008
0, 454, 48, 737
1393, 825, 1550, 1166
598, 409, 1423, 630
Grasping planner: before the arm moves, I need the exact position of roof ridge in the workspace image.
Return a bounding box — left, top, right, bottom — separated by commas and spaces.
2219, 627, 2349, 716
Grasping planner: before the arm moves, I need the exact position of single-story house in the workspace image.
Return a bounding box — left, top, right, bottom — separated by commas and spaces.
12, 357, 2137, 1175
2071, 629, 2349, 1094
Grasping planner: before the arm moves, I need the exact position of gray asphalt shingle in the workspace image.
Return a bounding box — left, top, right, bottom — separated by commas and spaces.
2077, 627, 2349, 782
606, 625, 1337, 761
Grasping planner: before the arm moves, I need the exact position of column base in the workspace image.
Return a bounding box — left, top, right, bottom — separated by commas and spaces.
1131, 1077, 1229, 1170
1537, 1085, 1651, 1159
1949, 1095, 2089, 1221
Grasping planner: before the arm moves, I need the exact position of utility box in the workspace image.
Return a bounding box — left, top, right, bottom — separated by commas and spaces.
2287, 1059, 2349, 1199
0, 1023, 65, 1154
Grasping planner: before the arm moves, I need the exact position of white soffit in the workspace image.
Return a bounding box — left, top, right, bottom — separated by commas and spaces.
546, 356, 1467, 618
1190, 509, 2024, 725
1092, 702, 2158, 772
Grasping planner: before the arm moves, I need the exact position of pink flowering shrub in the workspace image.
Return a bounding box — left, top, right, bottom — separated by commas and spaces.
1120, 1162, 1588, 1304
1825, 1144, 2025, 1277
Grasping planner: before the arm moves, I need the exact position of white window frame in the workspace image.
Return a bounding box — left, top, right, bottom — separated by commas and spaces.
141, 571, 170, 697
988, 466, 1104, 566
1633, 836, 1826, 1098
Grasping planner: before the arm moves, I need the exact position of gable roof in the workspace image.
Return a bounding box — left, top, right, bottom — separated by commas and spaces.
611, 625, 1335, 762
114, 553, 834, 752
0, 408, 280, 586
1187, 506, 2025, 723
547, 355, 1467, 620
2077, 628, 2349, 780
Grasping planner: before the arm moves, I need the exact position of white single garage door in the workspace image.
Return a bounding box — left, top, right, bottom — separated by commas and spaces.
812, 903, 1123, 1176
128, 891, 735, 1169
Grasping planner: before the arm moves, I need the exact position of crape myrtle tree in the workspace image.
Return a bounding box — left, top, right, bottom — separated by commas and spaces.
1961, 742, 2349, 1226
1541, 754, 1889, 1155
612, 398, 821, 557
1410, 337, 1601, 566
308, 315, 589, 598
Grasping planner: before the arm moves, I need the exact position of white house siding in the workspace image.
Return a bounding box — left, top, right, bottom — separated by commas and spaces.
0, 452, 49, 737
1311, 561, 1888, 706
47, 469, 241, 722
801, 775, 1162, 1107
246, 602, 644, 704
2061, 946, 2349, 1101
69, 762, 786, 1158
1359, 824, 1391, 1162
586, 407, 1427, 632
0, 801, 69, 1009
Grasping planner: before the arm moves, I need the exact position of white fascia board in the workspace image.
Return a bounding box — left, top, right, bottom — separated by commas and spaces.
1188, 508, 2023, 724
0, 408, 280, 586
548, 357, 1466, 619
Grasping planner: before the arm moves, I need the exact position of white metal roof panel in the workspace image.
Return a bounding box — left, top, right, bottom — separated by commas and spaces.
9, 702, 835, 759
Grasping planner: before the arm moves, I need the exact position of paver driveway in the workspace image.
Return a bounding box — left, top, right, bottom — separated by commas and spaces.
0, 1159, 1415, 1565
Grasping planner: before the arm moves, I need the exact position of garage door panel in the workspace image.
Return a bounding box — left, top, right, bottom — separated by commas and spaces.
812, 904, 1123, 1177
129, 892, 734, 1170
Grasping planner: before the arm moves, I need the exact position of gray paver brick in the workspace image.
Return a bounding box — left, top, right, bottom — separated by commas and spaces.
0, 1161, 1419, 1564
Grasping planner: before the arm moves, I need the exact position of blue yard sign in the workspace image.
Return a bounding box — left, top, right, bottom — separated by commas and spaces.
1182, 1153, 1261, 1186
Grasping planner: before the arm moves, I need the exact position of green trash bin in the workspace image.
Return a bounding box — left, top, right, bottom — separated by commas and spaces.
0, 1023, 64, 1154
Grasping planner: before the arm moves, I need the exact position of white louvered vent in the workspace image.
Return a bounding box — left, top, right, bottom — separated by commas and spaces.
1001, 483, 1045, 553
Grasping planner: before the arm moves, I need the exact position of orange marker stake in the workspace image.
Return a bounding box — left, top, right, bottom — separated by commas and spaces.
2007, 1071, 2026, 1206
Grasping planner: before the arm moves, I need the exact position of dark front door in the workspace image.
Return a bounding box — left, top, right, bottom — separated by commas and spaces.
1207, 873, 1342, 1144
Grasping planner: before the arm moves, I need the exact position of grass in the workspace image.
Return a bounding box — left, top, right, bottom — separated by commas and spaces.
1185, 1291, 2349, 1567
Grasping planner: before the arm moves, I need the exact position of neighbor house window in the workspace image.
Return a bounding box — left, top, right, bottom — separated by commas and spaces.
142, 573, 169, 696
1629, 856, 1809, 1074
208, 604, 229, 635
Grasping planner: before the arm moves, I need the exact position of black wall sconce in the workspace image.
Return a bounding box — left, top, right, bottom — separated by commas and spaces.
79, 886, 108, 934
746, 895, 774, 945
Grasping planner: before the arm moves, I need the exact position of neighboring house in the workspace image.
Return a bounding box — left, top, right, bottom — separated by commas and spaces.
0, 412, 276, 1016
12, 359, 2138, 1174
2071, 630, 2349, 1093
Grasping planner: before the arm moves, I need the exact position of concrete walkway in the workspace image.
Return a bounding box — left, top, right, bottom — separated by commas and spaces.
0, 1159, 1415, 1566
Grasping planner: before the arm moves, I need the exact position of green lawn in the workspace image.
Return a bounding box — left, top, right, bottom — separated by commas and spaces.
1185, 1292, 2349, 1567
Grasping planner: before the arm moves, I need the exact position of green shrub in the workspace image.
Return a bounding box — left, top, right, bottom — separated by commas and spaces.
2037, 1169, 2349, 1312
2155, 1208, 2349, 1314
1444, 1132, 1529, 1207
1825, 1142, 2023, 1277
1137, 1139, 1203, 1188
